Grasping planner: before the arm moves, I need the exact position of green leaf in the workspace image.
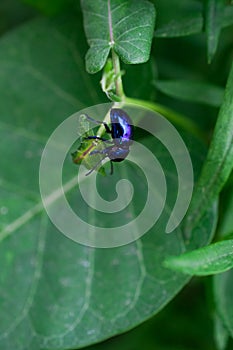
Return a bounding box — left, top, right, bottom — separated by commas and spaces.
154, 80, 224, 107
218, 174, 233, 237
164, 240, 233, 276
184, 62, 233, 235
223, 5, 233, 28
86, 283, 216, 350
154, 2, 233, 38
81, 0, 156, 73
205, 0, 225, 63
213, 269, 233, 338
155, 16, 202, 38
154, 0, 203, 38
0, 13, 216, 350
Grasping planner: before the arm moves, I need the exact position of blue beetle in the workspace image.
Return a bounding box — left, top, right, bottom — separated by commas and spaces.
84, 108, 133, 175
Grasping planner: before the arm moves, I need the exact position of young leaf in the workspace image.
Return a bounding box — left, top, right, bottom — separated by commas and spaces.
164, 240, 233, 276
81, 0, 156, 73
205, 0, 225, 63
154, 80, 224, 107
185, 62, 233, 235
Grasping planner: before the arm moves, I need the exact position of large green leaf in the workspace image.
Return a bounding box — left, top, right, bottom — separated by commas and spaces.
0, 13, 216, 350
154, 0, 203, 37
154, 0, 233, 38
81, 0, 156, 73
154, 80, 224, 107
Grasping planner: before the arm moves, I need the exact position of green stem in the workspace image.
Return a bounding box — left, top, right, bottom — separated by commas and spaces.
97, 96, 204, 140
125, 97, 205, 140
112, 49, 125, 99
97, 51, 124, 137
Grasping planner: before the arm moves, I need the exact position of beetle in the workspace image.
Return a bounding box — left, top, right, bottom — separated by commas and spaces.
84, 108, 133, 175
71, 114, 107, 176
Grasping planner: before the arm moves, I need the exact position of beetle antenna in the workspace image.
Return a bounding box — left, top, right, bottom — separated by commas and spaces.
84, 114, 103, 125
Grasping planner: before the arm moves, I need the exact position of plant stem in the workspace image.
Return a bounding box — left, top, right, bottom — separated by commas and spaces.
97, 51, 125, 137
112, 49, 125, 100
97, 96, 204, 140
125, 97, 205, 140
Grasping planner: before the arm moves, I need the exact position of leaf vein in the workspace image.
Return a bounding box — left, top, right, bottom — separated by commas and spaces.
114, 8, 147, 29
116, 25, 151, 41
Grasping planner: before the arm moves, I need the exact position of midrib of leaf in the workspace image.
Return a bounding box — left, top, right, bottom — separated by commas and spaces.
107, 0, 114, 44
0, 175, 81, 243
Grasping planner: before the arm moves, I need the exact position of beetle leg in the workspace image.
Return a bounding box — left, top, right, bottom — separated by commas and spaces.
103, 122, 111, 134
